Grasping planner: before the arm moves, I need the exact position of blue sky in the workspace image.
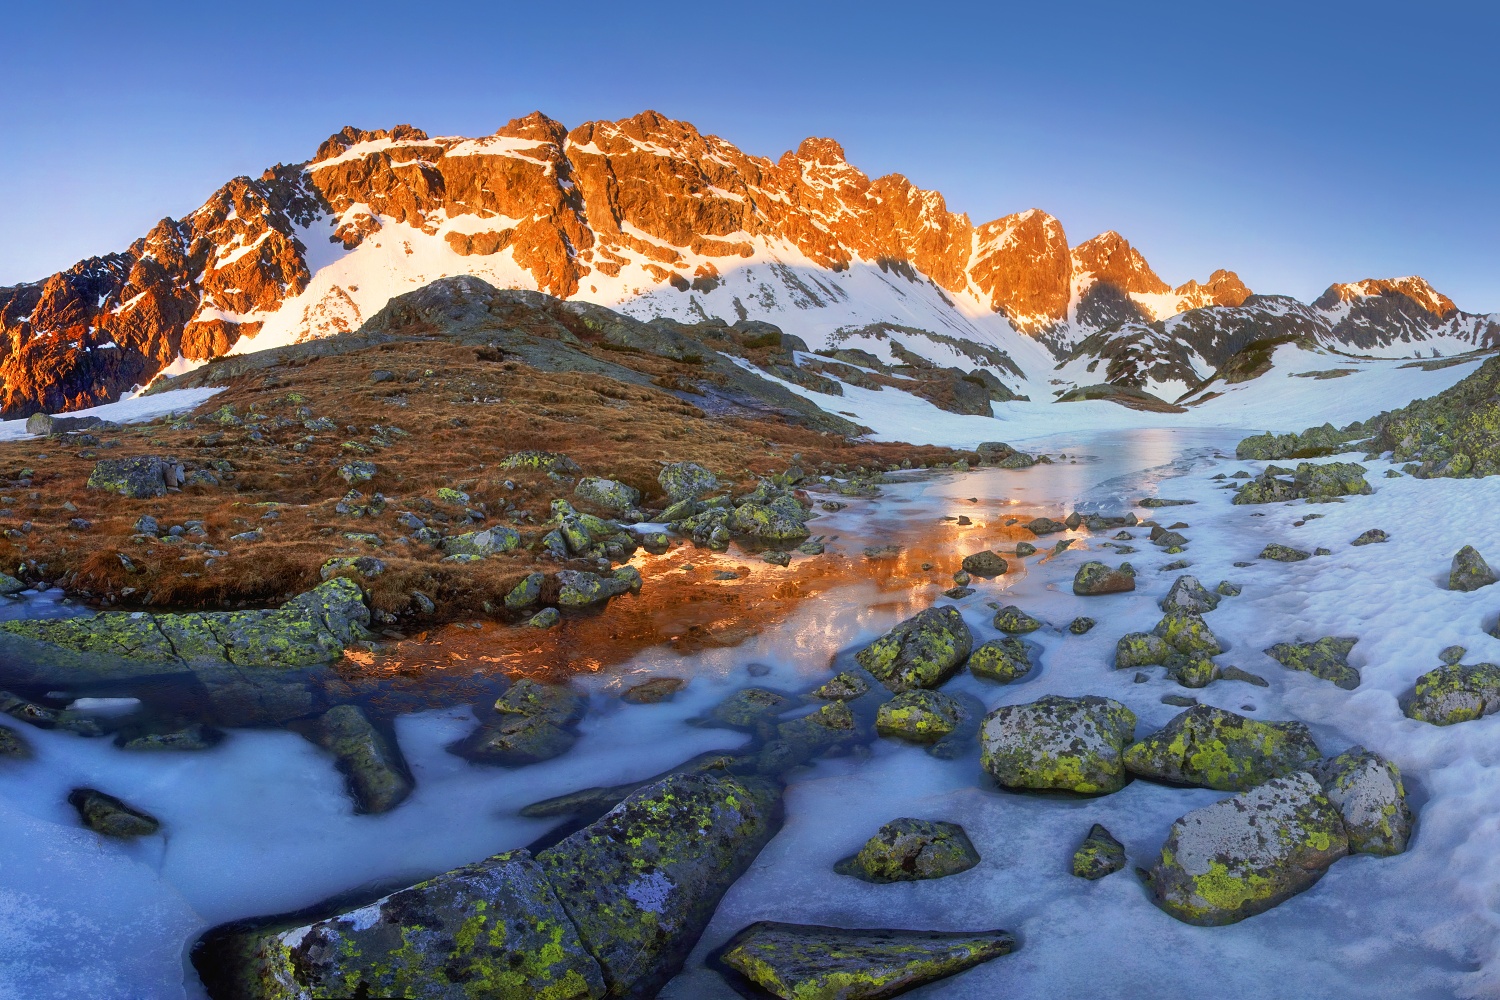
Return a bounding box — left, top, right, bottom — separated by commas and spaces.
2, 1, 1496, 310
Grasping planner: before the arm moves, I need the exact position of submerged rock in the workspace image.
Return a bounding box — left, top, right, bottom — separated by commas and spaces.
1308, 746, 1413, 855
835, 818, 981, 883
712, 687, 792, 728
1449, 545, 1498, 592
1123, 706, 1320, 791
621, 677, 685, 704
979, 695, 1137, 794
855, 606, 973, 693
875, 690, 963, 743
69, 788, 160, 838
1072, 561, 1136, 596
968, 637, 1033, 683
1265, 637, 1360, 689
717, 921, 1015, 1000
1145, 772, 1348, 926
1072, 823, 1126, 880
0, 725, 30, 758
308, 704, 412, 814
813, 671, 872, 701
1404, 662, 1500, 725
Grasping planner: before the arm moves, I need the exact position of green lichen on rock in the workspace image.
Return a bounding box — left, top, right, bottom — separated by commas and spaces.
1161, 575, 1219, 615
1115, 633, 1169, 669
451, 679, 585, 767
309, 704, 413, 814
1404, 662, 1500, 725
728, 494, 812, 543
813, 671, 872, 701
499, 450, 581, 475
573, 477, 642, 513
194, 849, 606, 1000
86, 455, 182, 498
855, 606, 973, 693
1072, 561, 1136, 596
712, 687, 792, 728
1351, 528, 1389, 546
875, 690, 963, 744
1362, 353, 1500, 479
980, 695, 1137, 794
968, 637, 1032, 683
1260, 543, 1310, 562
338, 460, 377, 485
441, 527, 521, 558
0, 724, 30, 758
1265, 636, 1360, 689
1123, 705, 1320, 791
1308, 746, 1413, 855
504, 572, 546, 610
556, 569, 638, 608
835, 818, 980, 883
1145, 771, 1348, 926
1235, 423, 1361, 461
991, 605, 1041, 633
658, 462, 720, 502
69, 787, 160, 838
496, 679, 586, 727
1068, 617, 1096, 635
1152, 610, 1223, 657
717, 921, 1015, 1000
1072, 823, 1126, 880
1448, 545, 1498, 591
1233, 461, 1371, 505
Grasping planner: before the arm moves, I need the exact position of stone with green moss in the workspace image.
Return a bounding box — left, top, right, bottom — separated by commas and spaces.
771, 700, 858, 767
1265, 636, 1360, 689
712, 687, 792, 728
193, 848, 605, 1000
555, 570, 632, 608
0, 724, 30, 758
85, 455, 183, 498
855, 607, 973, 692
1152, 611, 1223, 657
813, 671, 872, 701
453, 713, 577, 766
728, 495, 812, 543
1449, 545, 1497, 591
968, 637, 1032, 683
1123, 706, 1320, 791
574, 477, 642, 513
499, 450, 581, 475
308, 704, 412, 814
338, 460, 377, 485
1115, 633, 1170, 669
1362, 354, 1500, 478
1068, 617, 1096, 635
658, 462, 720, 502
1404, 662, 1500, 724
980, 695, 1137, 794
496, 679, 585, 727
1235, 423, 1359, 462
504, 572, 546, 610
1161, 575, 1219, 615
1145, 771, 1348, 926
991, 605, 1041, 633
835, 818, 980, 883
1072, 823, 1126, 879
1260, 543, 1310, 562
1072, 561, 1136, 596
441, 527, 521, 558
538, 772, 781, 999
876, 690, 963, 744
69, 788, 159, 838
1307, 746, 1412, 855
1351, 528, 1389, 546
1233, 461, 1371, 505
1167, 656, 1219, 689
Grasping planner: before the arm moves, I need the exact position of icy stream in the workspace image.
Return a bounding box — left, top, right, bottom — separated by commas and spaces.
3, 426, 1499, 998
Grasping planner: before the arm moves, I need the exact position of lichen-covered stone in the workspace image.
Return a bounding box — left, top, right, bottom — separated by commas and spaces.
1115, 633, 1170, 669
835, 818, 980, 883
319, 555, 386, 581
813, 671, 872, 701
0, 572, 25, 596
1233, 461, 1372, 505
1404, 662, 1500, 725
441, 527, 521, 558
69, 788, 160, 838
499, 450, 581, 474
454, 714, 576, 766
1260, 543, 1310, 562
556, 570, 634, 608
1124, 706, 1321, 791
712, 687, 792, 728
1363, 354, 1500, 479
0, 724, 31, 758
1449, 545, 1498, 592
658, 462, 720, 502
968, 637, 1032, 683
85, 455, 183, 498
529, 607, 561, 629
855, 606, 973, 693
980, 695, 1137, 794
1235, 423, 1359, 462
621, 678, 685, 704
1161, 575, 1219, 615
574, 477, 642, 512
538, 773, 781, 999
960, 551, 1008, 578
1153, 611, 1223, 657
1072, 823, 1126, 879
309, 704, 413, 814
1167, 656, 1219, 689
991, 605, 1041, 633
1068, 616, 1096, 635
1351, 529, 1389, 546
338, 460, 377, 485
1145, 772, 1349, 926
1265, 637, 1360, 689
504, 572, 546, 610
194, 849, 605, 1000
875, 690, 963, 743
728, 495, 812, 543
496, 679, 585, 727
718, 921, 1016, 1000
1073, 561, 1136, 596
1308, 746, 1413, 855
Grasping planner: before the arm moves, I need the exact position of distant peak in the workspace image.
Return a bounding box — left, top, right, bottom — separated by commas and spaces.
1071, 231, 1168, 295
1315, 276, 1457, 317
793, 137, 848, 164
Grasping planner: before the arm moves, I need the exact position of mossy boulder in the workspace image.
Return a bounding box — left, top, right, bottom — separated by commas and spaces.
441, 526, 521, 557
1116, 633, 1170, 669
1161, 575, 1219, 615
1308, 746, 1413, 856
556, 568, 640, 608
855, 606, 972, 693
980, 695, 1137, 794
497, 679, 586, 726
499, 450, 581, 474
1235, 423, 1358, 461
69, 788, 160, 838
712, 687, 792, 728
1144, 771, 1348, 926
1153, 611, 1223, 657
85, 455, 183, 498
1449, 545, 1497, 591
1068, 617, 1096, 635
0, 572, 25, 596
1351, 528, 1389, 546
1404, 662, 1500, 725
728, 495, 812, 543
503, 572, 546, 610
538, 772, 782, 999
574, 477, 642, 513
1233, 461, 1371, 505
991, 605, 1041, 633
0, 725, 31, 758
1123, 706, 1320, 791
835, 818, 980, 883
453, 714, 577, 766
875, 690, 963, 744
1072, 823, 1126, 880
308, 704, 413, 814
968, 637, 1033, 683
194, 849, 605, 1000
1073, 561, 1136, 596
658, 462, 720, 502
1363, 353, 1500, 478
1265, 637, 1360, 689
813, 671, 872, 701
1260, 543, 1310, 562
766, 701, 859, 772
338, 460, 377, 485
960, 551, 1008, 578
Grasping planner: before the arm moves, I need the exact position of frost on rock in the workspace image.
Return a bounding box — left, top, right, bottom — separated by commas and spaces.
1145, 771, 1349, 926
1123, 705, 1321, 791
980, 695, 1138, 794
855, 606, 973, 692
1404, 662, 1500, 725
1264, 636, 1360, 690
1308, 746, 1413, 856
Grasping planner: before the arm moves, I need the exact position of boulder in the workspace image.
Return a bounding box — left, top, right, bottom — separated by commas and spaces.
1449, 545, 1498, 592
453, 714, 576, 766
1068, 617, 1096, 635
1073, 561, 1136, 596
1233, 461, 1372, 505
1308, 746, 1413, 855
834, 818, 980, 883
1025, 517, 1067, 535
441, 526, 521, 557
728, 495, 811, 543
855, 606, 973, 692
85, 456, 183, 498
1123, 706, 1320, 791
194, 849, 605, 1000
1259, 543, 1310, 562
658, 462, 720, 501
979, 695, 1137, 794
621, 678, 685, 704
0, 725, 31, 758
1072, 823, 1126, 880
496, 679, 586, 726
875, 690, 963, 743
1265, 636, 1360, 689
717, 922, 1015, 1000
557, 568, 640, 607
69, 788, 160, 838
813, 671, 872, 701
968, 637, 1032, 683
574, 477, 642, 512
0, 572, 26, 596
1404, 662, 1500, 725
500, 450, 581, 474
711, 687, 792, 728
1160, 575, 1219, 615
1152, 611, 1223, 657
960, 551, 1008, 578
308, 705, 412, 814
503, 572, 546, 610
538, 773, 781, 999
1144, 772, 1348, 926
991, 605, 1041, 633
1115, 634, 1170, 669
1351, 529, 1389, 546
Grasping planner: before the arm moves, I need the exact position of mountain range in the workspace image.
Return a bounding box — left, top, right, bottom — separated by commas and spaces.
2, 110, 1496, 418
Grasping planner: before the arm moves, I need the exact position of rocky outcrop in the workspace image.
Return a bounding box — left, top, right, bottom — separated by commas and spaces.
1364, 354, 1500, 478
1232, 462, 1372, 504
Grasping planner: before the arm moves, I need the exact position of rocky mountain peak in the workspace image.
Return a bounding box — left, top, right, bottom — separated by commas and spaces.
1071, 231, 1170, 295
1314, 276, 1458, 318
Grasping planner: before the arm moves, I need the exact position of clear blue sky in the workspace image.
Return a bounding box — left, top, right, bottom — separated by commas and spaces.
2, 1, 1496, 311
